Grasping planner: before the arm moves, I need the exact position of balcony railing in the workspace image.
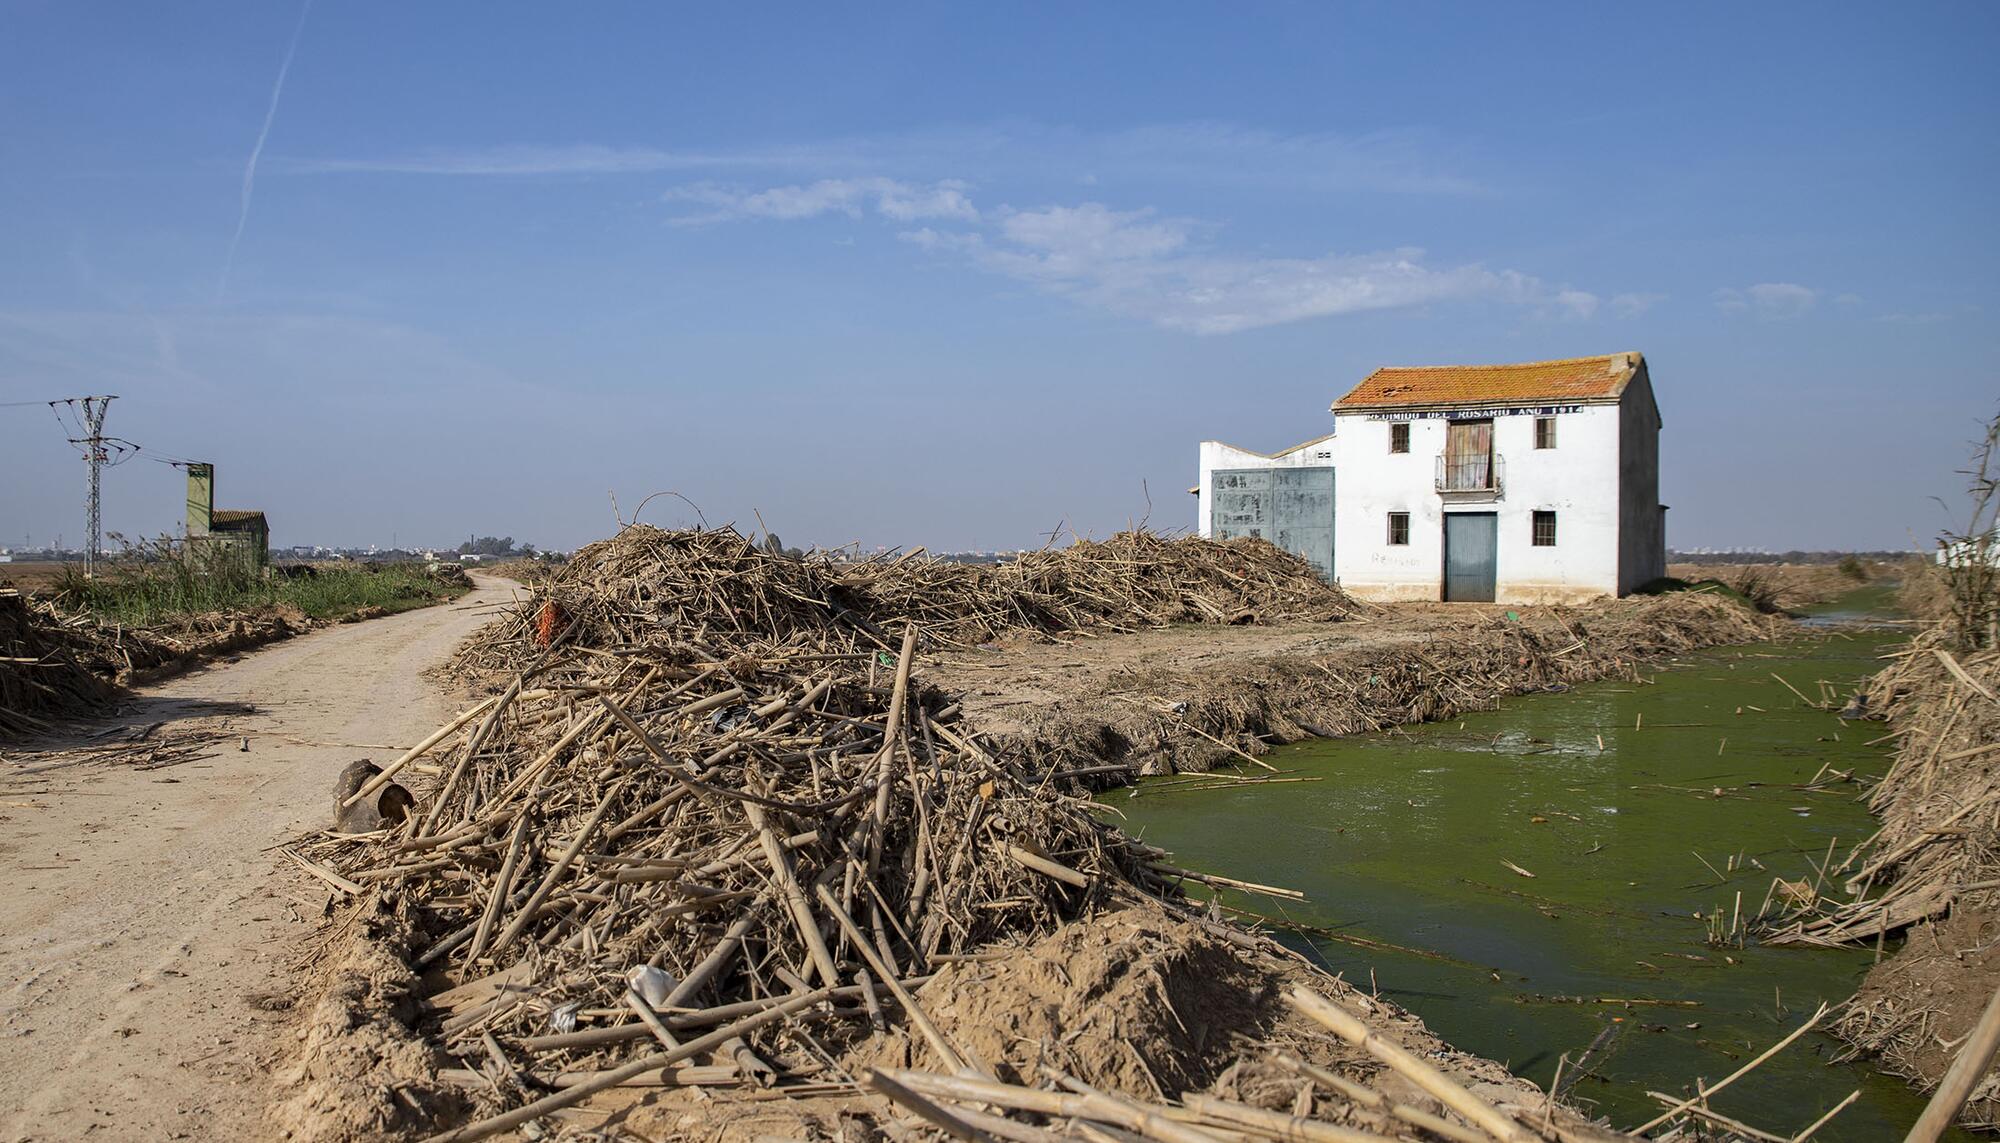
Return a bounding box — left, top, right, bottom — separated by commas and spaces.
1435, 452, 1504, 495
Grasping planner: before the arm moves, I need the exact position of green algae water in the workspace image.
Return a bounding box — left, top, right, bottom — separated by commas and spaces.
1101, 595, 1961, 1141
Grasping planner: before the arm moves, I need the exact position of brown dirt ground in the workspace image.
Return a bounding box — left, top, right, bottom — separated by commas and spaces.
1838, 906, 2000, 1128
0, 574, 524, 1143
0, 562, 69, 592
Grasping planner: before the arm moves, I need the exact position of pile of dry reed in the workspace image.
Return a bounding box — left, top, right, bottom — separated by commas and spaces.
452, 526, 1360, 679
0, 588, 118, 736
1762, 626, 2000, 948
299, 526, 1364, 1141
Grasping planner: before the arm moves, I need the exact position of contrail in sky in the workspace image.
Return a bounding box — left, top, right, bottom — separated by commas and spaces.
218, 0, 312, 301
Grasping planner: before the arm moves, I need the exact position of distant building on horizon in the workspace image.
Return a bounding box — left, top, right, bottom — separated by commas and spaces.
186, 462, 269, 568
1195, 352, 1666, 604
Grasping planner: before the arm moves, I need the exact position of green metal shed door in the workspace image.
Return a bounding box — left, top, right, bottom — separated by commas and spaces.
1442, 512, 1498, 602
1210, 467, 1335, 581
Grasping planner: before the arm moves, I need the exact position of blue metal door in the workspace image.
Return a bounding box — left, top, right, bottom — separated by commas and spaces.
1442, 513, 1497, 602
1210, 467, 1335, 581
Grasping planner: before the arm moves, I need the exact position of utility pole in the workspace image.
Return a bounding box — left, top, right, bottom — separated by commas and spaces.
54, 395, 116, 577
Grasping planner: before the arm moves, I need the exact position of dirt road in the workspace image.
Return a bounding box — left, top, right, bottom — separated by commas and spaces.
0, 574, 520, 1142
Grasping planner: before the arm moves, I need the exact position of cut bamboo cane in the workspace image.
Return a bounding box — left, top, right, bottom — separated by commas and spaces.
488, 780, 624, 955
342, 695, 497, 810
1181, 1092, 1403, 1142
879, 1069, 1228, 1143
865, 1068, 1002, 1142
419, 987, 831, 1143
1288, 986, 1536, 1143
815, 882, 968, 1075
751, 801, 842, 989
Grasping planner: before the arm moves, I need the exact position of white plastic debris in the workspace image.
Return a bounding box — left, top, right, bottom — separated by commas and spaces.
547, 1001, 580, 1034
626, 964, 676, 1009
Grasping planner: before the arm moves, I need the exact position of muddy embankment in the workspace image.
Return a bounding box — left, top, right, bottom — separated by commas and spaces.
1778, 611, 2000, 1127
272, 528, 1779, 1143
933, 592, 1780, 782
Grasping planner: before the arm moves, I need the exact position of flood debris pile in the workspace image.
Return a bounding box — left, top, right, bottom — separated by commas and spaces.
453, 526, 1361, 680
0, 587, 118, 734
1755, 416, 2000, 1132
1, 578, 312, 736
1764, 609, 2000, 1124
292, 527, 1677, 1142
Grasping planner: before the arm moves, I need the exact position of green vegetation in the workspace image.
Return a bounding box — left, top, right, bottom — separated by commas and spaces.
52, 548, 467, 628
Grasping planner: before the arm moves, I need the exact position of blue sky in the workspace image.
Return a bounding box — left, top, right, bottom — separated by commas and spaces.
2, 2, 1994, 553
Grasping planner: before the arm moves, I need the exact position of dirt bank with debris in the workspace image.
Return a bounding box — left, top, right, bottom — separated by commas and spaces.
585, 905, 1593, 1142
929, 592, 1780, 780
2, 566, 474, 738
1769, 620, 2000, 1126
270, 527, 1793, 1142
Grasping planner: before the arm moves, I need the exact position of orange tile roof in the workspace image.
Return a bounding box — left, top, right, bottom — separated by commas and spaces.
1333, 352, 1643, 410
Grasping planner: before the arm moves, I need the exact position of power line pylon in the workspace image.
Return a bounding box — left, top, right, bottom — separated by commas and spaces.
58, 396, 116, 577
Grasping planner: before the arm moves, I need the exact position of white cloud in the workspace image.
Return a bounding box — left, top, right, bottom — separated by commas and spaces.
921, 202, 1565, 335
1715, 282, 1817, 319
665, 178, 978, 226
875, 180, 978, 222
1610, 292, 1665, 318
1556, 290, 1600, 319
666, 177, 1600, 335
278, 122, 1482, 196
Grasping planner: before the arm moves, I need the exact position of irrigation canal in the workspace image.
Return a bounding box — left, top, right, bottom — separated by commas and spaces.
1101, 587, 1961, 1140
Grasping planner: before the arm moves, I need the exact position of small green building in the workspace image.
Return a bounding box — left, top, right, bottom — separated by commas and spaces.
185, 463, 269, 567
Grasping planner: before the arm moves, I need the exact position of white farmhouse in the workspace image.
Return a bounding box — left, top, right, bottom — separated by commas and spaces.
1196, 352, 1665, 604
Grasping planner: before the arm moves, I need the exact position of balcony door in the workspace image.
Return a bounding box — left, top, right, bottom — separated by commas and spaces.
1442, 419, 1493, 492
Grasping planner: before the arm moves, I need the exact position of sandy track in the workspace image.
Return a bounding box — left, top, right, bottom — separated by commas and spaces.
0, 574, 520, 1142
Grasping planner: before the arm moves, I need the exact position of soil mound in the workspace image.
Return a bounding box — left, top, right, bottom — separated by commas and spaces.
849, 907, 1282, 1094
